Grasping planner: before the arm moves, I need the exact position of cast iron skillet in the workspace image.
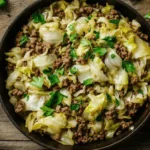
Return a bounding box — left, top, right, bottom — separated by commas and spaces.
0, 0, 150, 149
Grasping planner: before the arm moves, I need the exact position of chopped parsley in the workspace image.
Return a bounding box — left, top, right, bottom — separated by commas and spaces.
20, 35, 29, 46
62, 33, 68, 45
106, 93, 112, 103
48, 74, 60, 86
103, 36, 117, 48
23, 93, 29, 101
70, 104, 80, 111
0, 0, 6, 7
116, 98, 120, 106
43, 68, 52, 74
41, 106, 54, 117
96, 113, 103, 121
45, 91, 67, 107
93, 31, 100, 39
83, 78, 93, 86
81, 38, 91, 47
68, 24, 75, 31
84, 50, 95, 60
70, 67, 78, 74
122, 61, 135, 73
109, 19, 120, 25
138, 89, 144, 95
87, 15, 92, 20
111, 54, 116, 59
70, 33, 78, 42
30, 77, 44, 89
32, 12, 46, 24
93, 47, 107, 56
70, 47, 78, 59
55, 68, 64, 76
144, 13, 150, 19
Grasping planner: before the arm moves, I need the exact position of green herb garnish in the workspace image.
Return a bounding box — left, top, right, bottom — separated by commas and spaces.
70, 67, 78, 74
106, 93, 112, 103
20, 35, 29, 46
122, 61, 135, 73
70, 47, 78, 59
144, 13, 150, 19
96, 113, 103, 121
87, 15, 92, 20
32, 12, 46, 24
116, 98, 120, 106
23, 94, 29, 101
0, 0, 6, 7
68, 24, 75, 31
30, 77, 44, 89
81, 38, 91, 47
111, 54, 116, 59
93, 31, 100, 39
83, 78, 93, 86
84, 51, 95, 60
56, 68, 64, 75
109, 19, 120, 25
70, 104, 80, 111
103, 36, 117, 48
62, 33, 68, 45
45, 91, 67, 107
138, 89, 144, 95
93, 47, 107, 56
48, 74, 60, 86
41, 106, 54, 117
70, 33, 78, 42
43, 68, 52, 74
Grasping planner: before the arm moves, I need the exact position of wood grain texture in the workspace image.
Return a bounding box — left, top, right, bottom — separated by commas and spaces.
0, 0, 150, 149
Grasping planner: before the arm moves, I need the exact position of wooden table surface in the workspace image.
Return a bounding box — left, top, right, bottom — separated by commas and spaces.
0, 0, 150, 149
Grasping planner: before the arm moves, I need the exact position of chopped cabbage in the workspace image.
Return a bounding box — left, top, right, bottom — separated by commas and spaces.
83, 93, 107, 121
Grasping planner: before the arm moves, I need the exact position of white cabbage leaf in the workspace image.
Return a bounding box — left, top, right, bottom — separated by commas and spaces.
60, 88, 72, 106
32, 113, 67, 135
83, 93, 107, 121
22, 94, 46, 111
59, 130, 74, 145
33, 54, 57, 68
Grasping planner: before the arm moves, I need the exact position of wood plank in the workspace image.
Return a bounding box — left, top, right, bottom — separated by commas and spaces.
0, 141, 43, 150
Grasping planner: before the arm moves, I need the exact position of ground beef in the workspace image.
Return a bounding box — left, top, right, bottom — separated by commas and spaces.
69, 83, 83, 94
53, 47, 72, 69
15, 101, 26, 114
32, 68, 41, 77
61, 106, 71, 117
76, 57, 87, 65
105, 110, 116, 120
120, 120, 133, 130
125, 102, 140, 116
72, 116, 105, 144
22, 25, 30, 34
106, 9, 120, 20
12, 89, 23, 96
130, 76, 138, 85
115, 42, 131, 60
7, 63, 15, 71
119, 90, 125, 97
136, 31, 149, 41
53, 9, 65, 18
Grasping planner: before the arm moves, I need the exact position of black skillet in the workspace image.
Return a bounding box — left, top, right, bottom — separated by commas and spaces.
0, 0, 150, 149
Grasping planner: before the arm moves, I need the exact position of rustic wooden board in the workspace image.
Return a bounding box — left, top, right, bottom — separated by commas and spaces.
0, 0, 150, 149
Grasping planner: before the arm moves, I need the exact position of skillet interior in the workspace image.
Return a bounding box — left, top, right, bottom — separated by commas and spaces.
0, 0, 150, 149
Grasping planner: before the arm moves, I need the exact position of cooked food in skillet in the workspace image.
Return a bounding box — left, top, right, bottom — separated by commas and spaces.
5, 0, 150, 145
